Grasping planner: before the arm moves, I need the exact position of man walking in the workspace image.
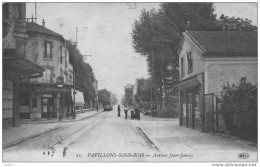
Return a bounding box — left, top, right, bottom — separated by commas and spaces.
117, 104, 121, 117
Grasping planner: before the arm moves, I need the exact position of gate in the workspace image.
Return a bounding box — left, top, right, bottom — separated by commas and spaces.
205, 94, 226, 133
205, 94, 214, 132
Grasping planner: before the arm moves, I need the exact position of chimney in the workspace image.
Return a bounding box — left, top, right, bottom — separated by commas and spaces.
42, 19, 45, 27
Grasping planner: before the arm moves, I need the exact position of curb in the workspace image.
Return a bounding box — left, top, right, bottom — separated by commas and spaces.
3, 126, 61, 149
19, 111, 100, 124
137, 126, 160, 152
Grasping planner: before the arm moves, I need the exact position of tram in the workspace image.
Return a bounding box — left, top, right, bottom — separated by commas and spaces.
103, 100, 113, 111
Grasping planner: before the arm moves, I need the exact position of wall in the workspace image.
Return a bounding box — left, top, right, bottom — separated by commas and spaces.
179, 38, 205, 81
26, 34, 72, 85
205, 58, 257, 95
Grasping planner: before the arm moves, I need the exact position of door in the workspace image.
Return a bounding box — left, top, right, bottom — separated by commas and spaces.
187, 91, 193, 128
42, 97, 55, 118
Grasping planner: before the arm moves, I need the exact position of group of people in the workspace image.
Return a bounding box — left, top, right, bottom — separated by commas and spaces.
117, 105, 141, 120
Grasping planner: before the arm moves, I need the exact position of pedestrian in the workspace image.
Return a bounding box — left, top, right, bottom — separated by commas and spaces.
96, 103, 99, 112
117, 104, 121, 117
131, 110, 135, 119
124, 105, 128, 119
136, 107, 141, 120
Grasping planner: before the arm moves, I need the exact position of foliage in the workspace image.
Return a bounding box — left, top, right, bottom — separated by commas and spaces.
134, 78, 158, 104
219, 77, 257, 141
98, 89, 111, 104
66, 40, 96, 102
217, 14, 257, 31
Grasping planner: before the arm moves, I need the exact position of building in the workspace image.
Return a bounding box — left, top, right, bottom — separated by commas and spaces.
132, 79, 138, 106
3, 3, 44, 127
124, 84, 133, 106
177, 31, 257, 132
18, 20, 76, 120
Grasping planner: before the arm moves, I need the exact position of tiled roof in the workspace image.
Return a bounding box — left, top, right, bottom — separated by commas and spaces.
186, 31, 257, 55
26, 22, 64, 40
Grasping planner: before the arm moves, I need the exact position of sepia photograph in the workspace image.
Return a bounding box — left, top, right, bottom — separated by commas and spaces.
2, 1, 258, 165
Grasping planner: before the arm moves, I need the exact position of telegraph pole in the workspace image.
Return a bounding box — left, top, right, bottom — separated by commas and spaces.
35, 3, 37, 23
150, 52, 153, 108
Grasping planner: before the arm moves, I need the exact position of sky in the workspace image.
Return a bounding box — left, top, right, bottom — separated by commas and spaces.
26, 2, 257, 101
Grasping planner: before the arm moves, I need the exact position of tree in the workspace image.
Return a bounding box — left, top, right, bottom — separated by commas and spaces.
98, 89, 111, 104
132, 3, 219, 105
217, 14, 257, 31
134, 78, 158, 103
219, 77, 257, 141
66, 40, 96, 104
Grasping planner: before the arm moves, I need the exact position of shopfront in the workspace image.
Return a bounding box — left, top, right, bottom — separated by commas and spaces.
3, 52, 44, 127
178, 73, 204, 131
19, 83, 73, 120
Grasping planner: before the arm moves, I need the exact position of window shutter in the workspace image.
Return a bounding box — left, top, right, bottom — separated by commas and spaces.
44, 42, 47, 58
50, 43, 52, 59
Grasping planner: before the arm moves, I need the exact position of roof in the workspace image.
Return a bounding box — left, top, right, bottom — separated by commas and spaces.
26, 22, 64, 41
185, 31, 257, 56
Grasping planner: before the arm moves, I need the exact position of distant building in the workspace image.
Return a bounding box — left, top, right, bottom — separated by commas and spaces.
177, 31, 257, 132
132, 79, 138, 106
3, 3, 44, 127
124, 84, 133, 106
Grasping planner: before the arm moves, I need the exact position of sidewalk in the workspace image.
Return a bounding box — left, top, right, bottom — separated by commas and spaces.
130, 113, 258, 161
3, 109, 100, 149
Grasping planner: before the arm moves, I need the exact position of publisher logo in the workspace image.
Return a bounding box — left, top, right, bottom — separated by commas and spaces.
238, 152, 250, 159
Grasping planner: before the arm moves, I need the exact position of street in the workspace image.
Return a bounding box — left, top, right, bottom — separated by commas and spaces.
3, 108, 157, 162
3, 107, 257, 162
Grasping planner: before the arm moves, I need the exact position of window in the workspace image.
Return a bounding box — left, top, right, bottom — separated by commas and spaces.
187, 51, 193, 73
60, 46, 63, 64
180, 57, 184, 76
44, 42, 52, 58
42, 68, 52, 83
65, 50, 67, 67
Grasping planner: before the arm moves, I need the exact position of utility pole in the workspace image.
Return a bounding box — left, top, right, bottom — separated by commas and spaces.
150, 52, 153, 110
35, 3, 37, 23
73, 27, 78, 119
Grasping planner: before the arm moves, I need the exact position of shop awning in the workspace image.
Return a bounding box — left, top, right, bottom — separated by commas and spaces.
3, 52, 45, 80
176, 73, 204, 90
72, 89, 85, 106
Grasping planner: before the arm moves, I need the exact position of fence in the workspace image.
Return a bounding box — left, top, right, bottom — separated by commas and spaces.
204, 94, 226, 133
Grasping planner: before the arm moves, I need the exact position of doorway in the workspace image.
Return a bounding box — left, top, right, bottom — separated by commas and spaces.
41, 94, 56, 119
